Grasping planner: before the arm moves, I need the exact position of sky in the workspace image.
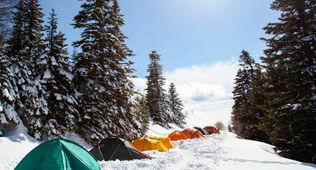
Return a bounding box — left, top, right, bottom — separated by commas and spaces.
40, 0, 279, 78
40, 0, 280, 106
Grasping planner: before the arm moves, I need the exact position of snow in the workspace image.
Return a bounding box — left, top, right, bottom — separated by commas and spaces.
25, 86, 37, 94
51, 57, 57, 66
35, 119, 42, 128
59, 69, 73, 80
0, 113, 7, 124
0, 98, 315, 169
2, 88, 13, 101
43, 70, 51, 79
84, 114, 91, 119
55, 93, 62, 100
4, 106, 18, 121
0, 125, 39, 170
98, 133, 316, 170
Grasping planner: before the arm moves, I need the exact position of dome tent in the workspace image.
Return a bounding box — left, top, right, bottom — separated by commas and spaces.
168, 131, 189, 141
89, 137, 151, 161
15, 138, 100, 170
181, 128, 207, 140
203, 126, 220, 134
193, 126, 210, 135
131, 136, 175, 152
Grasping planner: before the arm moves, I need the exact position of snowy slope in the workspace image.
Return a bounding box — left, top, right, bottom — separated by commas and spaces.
99, 132, 316, 170
0, 125, 39, 169
1, 98, 315, 170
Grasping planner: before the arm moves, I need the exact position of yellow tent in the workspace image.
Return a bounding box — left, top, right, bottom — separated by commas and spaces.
131, 136, 175, 152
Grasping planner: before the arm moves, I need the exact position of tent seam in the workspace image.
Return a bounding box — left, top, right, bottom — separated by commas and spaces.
109, 139, 122, 160
98, 144, 105, 161
58, 139, 66, 170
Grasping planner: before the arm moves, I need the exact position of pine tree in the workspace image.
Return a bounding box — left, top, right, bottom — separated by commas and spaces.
259, 0, 316, 163
249, 64, 270, 143
31, 9, 79, 139
145, 51, 171, 128
231, 50, 268, 142
5, 0, 27, 132
168, 83, 186, 128
231, 51, 253, 139
0, 49, 19, 135
0, 0, 18, 45
6, 0, 47, 140
73, 0, 144, 144
134, 92, 150, 135
6, 0, 26, 62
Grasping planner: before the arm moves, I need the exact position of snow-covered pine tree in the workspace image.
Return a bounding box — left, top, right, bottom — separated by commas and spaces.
168, 82, 186, 128
134, 92, 150, 135
5, 1, 26, 130
231, 50, 268, 142
231, 51, 253, 138
0, 47, 19, 135
259, 0, 316, 163
23, 0, 48, 140
33, 9, 79, 139
6, 0, 26, 64
73, 0, 144, 144
7, 0, 47, 140
145, 51, 171, 128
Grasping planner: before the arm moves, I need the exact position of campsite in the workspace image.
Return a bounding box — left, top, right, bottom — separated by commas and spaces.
0, 0, 315, 169
1, 102, 315, 170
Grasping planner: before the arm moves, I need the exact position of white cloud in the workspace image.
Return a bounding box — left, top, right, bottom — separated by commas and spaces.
131, 77, 147, 94
164, 60, 238, 102
132, 60, 238, 125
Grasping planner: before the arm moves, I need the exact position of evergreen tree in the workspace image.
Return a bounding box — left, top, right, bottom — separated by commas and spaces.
168, 83, 186, 128
6, 0, 26, 62
73, 0, 144, 144
23, 0, 48, 140
33, 9, 79, 139
134, 93, 150, 135
231, 51, 254, 139
249, 64, 270, 143
5, 0, 27, 132
6, 0, 47, 140
259, 0, 316, 163
0, 49, 19, 135
145, 51, 171, 128
0, 0, 18, 45
231, 50, 268, 142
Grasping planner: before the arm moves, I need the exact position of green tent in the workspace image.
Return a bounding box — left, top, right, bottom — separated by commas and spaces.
15, 138, 101, 170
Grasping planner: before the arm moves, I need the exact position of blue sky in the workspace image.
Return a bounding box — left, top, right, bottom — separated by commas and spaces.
41, 0, 279, 78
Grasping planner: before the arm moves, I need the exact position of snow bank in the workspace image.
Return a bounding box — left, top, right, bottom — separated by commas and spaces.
0, 125, 39, 170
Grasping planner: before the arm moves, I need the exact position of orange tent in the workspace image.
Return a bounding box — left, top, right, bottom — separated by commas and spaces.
181, 128, 207, 140
203, 126, 220, 134
168, 131, 189, 141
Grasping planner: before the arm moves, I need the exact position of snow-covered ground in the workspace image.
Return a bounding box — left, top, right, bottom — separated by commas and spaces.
1, 98, 315, 170
99, 132, 316, 170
